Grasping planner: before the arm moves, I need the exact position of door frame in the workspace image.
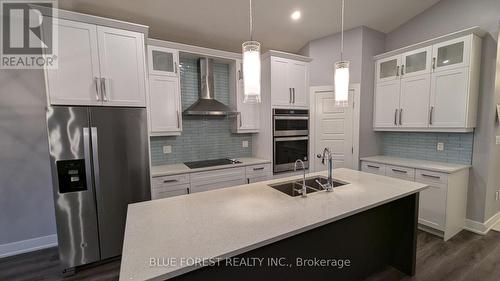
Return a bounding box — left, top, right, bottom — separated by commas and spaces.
309, 84, 360, 172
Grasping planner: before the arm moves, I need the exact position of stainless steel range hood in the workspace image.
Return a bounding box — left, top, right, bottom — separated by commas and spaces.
183, 57, 237, 116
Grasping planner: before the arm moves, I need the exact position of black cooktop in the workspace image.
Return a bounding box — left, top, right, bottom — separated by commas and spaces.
184, 158, 242, 169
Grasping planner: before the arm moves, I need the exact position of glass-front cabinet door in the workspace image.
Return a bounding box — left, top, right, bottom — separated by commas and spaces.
401, 46, 432, 78
147, 46, 179, 77
432, 35, 471, 72
376, 55, 401, 83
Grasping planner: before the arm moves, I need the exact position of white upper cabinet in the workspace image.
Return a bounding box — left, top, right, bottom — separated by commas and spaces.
373, 33, 481, 132
46, 19, 101, 106
376, 55, 401, 83
401, 46, 432, 78
97, 26, 146, 107
46, 20, 147, 107
270, 57, 309, 108
231, 60, 259, 133
432, 36, 471, 72
148, 75, 182, 135
147, 46, 179, 77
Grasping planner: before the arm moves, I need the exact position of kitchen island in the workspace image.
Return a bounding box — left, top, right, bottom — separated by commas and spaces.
120, 168, 427, 281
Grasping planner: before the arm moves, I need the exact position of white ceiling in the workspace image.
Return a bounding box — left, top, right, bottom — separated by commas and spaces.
59, 0, 441, 53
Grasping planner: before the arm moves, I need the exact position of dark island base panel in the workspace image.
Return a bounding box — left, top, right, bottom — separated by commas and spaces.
170, 193, 419, 281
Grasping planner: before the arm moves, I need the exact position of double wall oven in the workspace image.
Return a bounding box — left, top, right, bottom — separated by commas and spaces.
273, 109, 309, 173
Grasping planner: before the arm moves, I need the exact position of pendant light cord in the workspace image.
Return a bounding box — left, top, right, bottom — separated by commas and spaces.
249, 0, 254, 41
340, 0, 345, 61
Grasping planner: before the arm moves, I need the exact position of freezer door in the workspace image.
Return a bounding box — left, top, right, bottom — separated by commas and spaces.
46, 106, 100, 269
89, 107, 151, 259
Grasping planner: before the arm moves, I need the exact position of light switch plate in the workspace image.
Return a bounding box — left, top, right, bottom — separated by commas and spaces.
437, 142, 444, 151
496, 136, 500, 145
163, 145, 172, 154
242, 141, 249, 148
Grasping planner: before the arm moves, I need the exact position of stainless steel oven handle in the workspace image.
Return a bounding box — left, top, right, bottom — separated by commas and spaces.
274, 116, 309, 120
91, 127, 103, 208
274, 136, 309, 142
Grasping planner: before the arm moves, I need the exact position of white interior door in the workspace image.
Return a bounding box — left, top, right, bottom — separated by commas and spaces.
313, 88, 353, 171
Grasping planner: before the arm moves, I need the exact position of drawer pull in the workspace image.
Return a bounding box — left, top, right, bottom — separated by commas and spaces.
421, 174, 440, 179
163, 179, 179, 183
367, 165, 380, 169
392, 169, 407, 174
187, 187, 190, 194
253, 167, 265, 171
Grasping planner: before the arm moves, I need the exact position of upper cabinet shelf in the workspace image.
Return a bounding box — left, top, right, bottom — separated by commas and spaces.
373, 33, 482, 132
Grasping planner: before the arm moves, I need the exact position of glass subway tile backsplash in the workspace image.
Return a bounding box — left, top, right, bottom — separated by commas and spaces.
150, 58, 252, 166
381, 132, 473, 165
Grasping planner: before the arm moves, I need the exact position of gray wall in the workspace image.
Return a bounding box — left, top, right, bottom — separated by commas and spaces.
300, 26, 385, 158
385, 0, 500, 223
0, 70, 56, 244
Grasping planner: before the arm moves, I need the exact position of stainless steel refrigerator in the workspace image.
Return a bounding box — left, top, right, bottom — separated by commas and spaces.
46, 106, 151, 273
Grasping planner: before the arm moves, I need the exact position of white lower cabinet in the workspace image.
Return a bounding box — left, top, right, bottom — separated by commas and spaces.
190, 168, 246, 193
151, 174, 190, 200
245, 164, 272, 183
361, 160, 468, 241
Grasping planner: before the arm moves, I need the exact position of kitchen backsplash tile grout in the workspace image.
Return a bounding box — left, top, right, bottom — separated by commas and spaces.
381, 132, 473, 165
150, 58, 252, 166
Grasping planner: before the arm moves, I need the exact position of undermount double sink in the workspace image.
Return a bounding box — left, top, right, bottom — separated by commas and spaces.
269, 176, 348, 197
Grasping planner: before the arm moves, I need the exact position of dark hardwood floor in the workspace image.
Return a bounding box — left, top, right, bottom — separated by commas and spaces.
1, 230, 500, 281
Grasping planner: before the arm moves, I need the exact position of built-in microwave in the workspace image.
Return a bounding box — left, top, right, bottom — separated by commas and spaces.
273, 109, 309, 137
272, 109, 309, 173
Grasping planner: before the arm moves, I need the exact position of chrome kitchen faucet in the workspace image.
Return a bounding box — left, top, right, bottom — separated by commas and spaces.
294, 159, 307, 197
316, 148, 334, 192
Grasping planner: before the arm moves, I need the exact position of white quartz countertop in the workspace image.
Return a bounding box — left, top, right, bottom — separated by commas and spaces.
151, 157, 271, 177
119, 168, 427, 281
360, 155, 471, 173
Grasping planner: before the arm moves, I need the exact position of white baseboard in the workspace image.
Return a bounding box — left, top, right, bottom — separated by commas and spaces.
464, 211, 500, 235
0, 234, 58, 259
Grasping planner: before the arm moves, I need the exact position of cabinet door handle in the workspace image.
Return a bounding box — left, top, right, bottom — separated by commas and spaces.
100, 78, 108, 102
293, 88, 296, 103
176, 110, 180, 128
238, 112, 242, 127
238, 70, 242, 80
421, 173, 440, 179
253, 167, 265, 171
367, 165, 380, 169
396, 65, 399, 77
429, 106, 434, 125
94, 77, 100, 101
401, 65, 405, 76
432, 57, 436, 70
399, 108, 403, 125
175, 62, 178, 74
394, 109, 398, 125
289, 88, 292, 103
392, 168, 407, 174
163, 179, 179, 183
187, 187, 190, 194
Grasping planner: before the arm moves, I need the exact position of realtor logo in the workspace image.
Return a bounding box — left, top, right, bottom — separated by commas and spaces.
1, 0, 58, 69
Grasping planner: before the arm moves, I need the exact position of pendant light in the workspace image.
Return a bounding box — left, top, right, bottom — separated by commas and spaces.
242, 0, 261, 104
334, 0, 349, 107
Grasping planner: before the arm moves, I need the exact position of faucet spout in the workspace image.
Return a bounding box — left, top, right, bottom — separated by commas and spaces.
317, 148, 334, 191
294, 159, 307, 197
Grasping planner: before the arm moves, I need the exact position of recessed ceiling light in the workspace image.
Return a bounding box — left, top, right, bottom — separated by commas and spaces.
291, 10, 301, 20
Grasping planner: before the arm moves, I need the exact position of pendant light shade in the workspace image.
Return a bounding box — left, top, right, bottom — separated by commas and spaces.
334, 0, 349, 107
242, 0, 261, 104
334, 60, 349, 107
242, 41, 261, 103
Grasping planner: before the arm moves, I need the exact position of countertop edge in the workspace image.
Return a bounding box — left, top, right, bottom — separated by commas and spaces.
360, 156, 471, 173
151, 158, 272, 177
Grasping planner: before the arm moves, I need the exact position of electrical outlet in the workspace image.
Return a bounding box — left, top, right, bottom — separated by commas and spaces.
242, 141, 249, 148
437, 142, 445, 151
496, 136, 500, 145
163, 145, 172, 154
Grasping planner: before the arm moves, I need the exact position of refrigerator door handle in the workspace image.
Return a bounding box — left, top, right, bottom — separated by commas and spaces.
83, 127, 93, 190
91, 127, 103, 207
